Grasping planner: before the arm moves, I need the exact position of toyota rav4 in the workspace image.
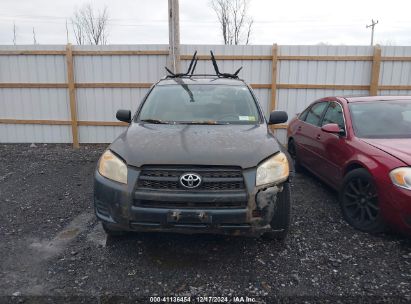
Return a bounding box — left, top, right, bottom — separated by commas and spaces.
94, 52, 292, 240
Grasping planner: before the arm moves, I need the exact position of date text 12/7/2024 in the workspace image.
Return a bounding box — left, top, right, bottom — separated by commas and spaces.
149, 296, 257, 303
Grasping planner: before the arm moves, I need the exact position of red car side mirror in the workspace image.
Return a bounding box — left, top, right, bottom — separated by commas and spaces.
321, 123, 344, 135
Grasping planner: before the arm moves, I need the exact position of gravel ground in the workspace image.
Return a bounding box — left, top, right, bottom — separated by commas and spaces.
0, 144, 410, 303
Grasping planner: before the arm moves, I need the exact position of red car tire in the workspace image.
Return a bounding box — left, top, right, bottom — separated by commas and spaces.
339, 168, 386, 234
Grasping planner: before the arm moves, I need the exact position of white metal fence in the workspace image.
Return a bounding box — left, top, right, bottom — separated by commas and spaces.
1, 44, 411, 145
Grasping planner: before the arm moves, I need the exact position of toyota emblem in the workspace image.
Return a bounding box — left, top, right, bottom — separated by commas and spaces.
180, 173, 202, 189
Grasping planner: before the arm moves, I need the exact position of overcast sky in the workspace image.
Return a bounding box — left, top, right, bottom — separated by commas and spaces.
1, 0, 410, 46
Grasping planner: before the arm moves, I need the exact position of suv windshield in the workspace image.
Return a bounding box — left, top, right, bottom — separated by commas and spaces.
137, 84, 261, 124
349, 100, 411, 138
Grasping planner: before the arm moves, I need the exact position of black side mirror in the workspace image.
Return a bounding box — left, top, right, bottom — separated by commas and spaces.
116, 110, 131, 123
268, 111, 288, 124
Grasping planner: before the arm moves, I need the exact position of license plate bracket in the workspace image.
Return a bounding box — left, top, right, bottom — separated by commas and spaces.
167, 210, 212, 224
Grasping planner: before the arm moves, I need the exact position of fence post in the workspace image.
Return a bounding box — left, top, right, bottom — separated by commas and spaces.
370, 45, 381, 96
270, 43, 278, 132
65, 43, 79, 148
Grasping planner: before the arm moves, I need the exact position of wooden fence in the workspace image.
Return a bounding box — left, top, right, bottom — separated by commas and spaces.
1, 44, 411, 147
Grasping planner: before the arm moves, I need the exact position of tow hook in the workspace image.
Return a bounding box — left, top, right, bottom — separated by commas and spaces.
170, 211, 180, 221
198, 211, 207, 220
167, 211, 212, 224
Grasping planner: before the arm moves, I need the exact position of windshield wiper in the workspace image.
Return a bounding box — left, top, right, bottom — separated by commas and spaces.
140, 119, 229, 125
140, 119, 170, 124
177, 121, 229, 125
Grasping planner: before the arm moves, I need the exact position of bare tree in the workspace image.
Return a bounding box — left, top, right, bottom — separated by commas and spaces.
72, 13, 86, 45
211, 0, 253, 45
316, 42, 331, 46
13, 22, 17, 45
71, 4, 109, 45
245, 19, 253, 45
65, 19, 70, 43
32, 27, 37, 44
377, 40, 397, 46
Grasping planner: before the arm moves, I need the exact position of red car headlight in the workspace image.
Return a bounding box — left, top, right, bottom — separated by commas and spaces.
389, 167, 411, 191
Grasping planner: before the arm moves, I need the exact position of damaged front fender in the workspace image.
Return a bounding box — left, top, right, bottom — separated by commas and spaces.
252, 185, 282, 227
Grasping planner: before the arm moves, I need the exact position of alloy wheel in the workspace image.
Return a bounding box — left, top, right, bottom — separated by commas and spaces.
342, 177, 379, 229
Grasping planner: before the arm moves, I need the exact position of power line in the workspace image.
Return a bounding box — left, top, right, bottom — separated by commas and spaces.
0, 17, 396, 29
0, 14, 397, 27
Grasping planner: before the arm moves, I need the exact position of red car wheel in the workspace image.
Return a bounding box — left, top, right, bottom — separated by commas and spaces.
340, 169, 386, 233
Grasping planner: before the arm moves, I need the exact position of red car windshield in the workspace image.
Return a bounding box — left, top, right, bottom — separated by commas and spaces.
349, 100, 411, 138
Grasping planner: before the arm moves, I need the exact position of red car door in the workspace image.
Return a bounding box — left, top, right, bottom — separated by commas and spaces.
315, 101, 350, 188
297, 101, 329, 172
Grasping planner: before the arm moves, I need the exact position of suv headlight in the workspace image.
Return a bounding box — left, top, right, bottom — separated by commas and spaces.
98, 150, 127, 184
389, 167, 411, 190
256, 152, 289, 187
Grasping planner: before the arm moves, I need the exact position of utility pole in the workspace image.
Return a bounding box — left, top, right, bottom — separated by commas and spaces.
366, 19, 379, 46
168, 0, 181, 73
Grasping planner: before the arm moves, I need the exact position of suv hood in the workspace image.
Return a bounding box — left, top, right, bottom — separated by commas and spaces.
110, 123, 282, 169
361, 138, 411, 165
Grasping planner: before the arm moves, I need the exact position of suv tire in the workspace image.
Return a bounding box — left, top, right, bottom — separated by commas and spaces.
263, 182, 291, 240
102, 222, 126, 237
287, 139, 303, 173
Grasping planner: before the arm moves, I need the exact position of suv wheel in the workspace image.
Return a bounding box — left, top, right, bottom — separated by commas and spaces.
263, 182, 291, 240
102, 222, 126, 237
287, 139, 303, 173
339, 169, 385, 233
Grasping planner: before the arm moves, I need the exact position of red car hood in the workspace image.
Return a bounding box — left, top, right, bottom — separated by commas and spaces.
361, 138, 411, 165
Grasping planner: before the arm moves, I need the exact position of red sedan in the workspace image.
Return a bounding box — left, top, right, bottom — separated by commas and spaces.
287, 96, 411, 235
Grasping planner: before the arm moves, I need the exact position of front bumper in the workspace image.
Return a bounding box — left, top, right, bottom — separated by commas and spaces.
379, 182, 411, 236
94, 166, 284, 237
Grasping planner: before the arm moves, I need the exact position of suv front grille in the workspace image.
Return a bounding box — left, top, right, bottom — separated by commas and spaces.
134, 166, 247, 209
136, 166, 245, 191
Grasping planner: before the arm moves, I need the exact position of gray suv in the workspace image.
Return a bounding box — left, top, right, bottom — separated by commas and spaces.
94, 53, 292, 240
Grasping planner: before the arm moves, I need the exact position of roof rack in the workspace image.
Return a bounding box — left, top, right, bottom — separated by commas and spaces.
210, 51, 242, 79
165, 51, 198, 78
165, 50, 242, 79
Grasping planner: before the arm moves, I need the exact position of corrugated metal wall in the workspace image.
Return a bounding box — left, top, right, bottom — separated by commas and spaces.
275, 45, 374, 143
73, 45, 169, 143
0, 45, 71, 142
1, 44, 411, 145
379, 46, 411, 97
